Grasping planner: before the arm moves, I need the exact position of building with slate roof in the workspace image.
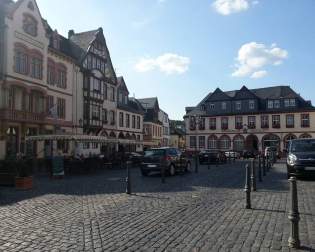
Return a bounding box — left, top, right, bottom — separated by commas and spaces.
184, 85, 315, 155
0, 0, 145, 159
138, 97, 164, 149
0, 0, 83, 159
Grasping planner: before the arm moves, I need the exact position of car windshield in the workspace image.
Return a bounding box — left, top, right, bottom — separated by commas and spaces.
290, 140, 315, 152
144, 149, 165, 156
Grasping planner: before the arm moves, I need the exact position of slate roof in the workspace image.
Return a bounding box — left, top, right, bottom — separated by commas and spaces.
117, 76, 129, 94
185, 85, 314, 117
69, 30, 98, 52
118, 98, 145, 115
138, 97, 159, 109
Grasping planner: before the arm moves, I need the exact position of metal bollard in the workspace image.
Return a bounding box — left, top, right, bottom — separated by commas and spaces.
161, 164, 166, 184
288, 176, 300, 248
195, 153, 199, 173
244, 164, 251, 209
126, 161, 131, 194
208, 156, 211, 170
251, 158, 257, 191
262, 156, 266, 176
258, 155, 262, 182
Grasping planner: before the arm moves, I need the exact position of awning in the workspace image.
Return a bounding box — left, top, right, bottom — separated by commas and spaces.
25, 134, 141, 144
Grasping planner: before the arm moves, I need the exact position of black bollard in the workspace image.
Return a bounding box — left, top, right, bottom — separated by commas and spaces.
195, 153, 199, 173
244, 164, 251, 209
126, 161, 131, 194
262, 156, 266, 176
208, 156, 211, 170
251, 158, 257, 191
288, 176, 300, 248
258, 155, 262, 182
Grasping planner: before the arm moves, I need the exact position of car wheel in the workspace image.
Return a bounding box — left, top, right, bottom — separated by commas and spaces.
169, 164, 176, 176
185, 162, 192, 172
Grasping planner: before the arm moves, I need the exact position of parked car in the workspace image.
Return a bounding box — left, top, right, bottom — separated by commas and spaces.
287, 138, 315, 178
199, 150, 226, 164
140, 147, 191, 176
242, 150, 257, 159
225, 151, 240, 159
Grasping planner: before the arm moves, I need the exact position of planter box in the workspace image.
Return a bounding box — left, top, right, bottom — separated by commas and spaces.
15, 176, 33, 190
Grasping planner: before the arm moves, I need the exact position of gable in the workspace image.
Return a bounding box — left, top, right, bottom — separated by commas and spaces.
206, 88, 231, 102
234, 86, 257, 100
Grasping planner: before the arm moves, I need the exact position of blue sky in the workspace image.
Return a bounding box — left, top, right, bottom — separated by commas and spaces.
37, 0, 315, 120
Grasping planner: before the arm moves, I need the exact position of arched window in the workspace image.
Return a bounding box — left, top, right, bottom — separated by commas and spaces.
14, 43, 28, 75
23, 13, 37, 37
208, 135, 218, 149
300, 133, 312, 139
220, 135, 231, 150
47, 58, 55, 85
284, 134, 297, 149
29, 49, 43, 80
233, 135, 245, 151
56, 63, 67, 89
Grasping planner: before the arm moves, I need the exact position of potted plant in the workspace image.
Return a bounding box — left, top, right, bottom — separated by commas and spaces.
15, 158, 33, 190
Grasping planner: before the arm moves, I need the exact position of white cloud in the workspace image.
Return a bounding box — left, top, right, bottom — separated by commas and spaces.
232, 42, 288, 78
135, 53, 190, 75
213, 0, 249, 15
251, 70, 267, 79
212, 0, 258, 15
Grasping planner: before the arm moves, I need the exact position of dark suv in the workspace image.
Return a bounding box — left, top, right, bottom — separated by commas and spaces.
140, 147, 191, 176
287, 138, 315, 178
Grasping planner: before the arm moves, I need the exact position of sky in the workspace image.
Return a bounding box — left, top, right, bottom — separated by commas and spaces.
36, 0, 315, 120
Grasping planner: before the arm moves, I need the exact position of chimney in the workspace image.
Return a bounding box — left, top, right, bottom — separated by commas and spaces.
68, 30, 75, 38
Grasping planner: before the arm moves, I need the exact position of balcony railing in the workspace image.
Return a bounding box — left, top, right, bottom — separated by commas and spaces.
0, 109, 46, 123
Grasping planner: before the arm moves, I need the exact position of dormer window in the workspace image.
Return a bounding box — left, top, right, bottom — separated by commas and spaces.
290, 99, 296, 107
23, 13, 37, 37
209, 104, 215, 109
268, 100, 274, 109
236, 101, 241, 110
200, 104, 206, 111
249, 100, 255, 110
274, 100, 280, 109
222, 102, 227, 110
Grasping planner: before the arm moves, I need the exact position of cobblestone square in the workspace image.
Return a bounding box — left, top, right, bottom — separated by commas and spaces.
1, 161, 315, 251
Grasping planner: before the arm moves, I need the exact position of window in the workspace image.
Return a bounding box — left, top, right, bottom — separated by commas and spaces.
56, 64, 67, 89
47, 96, 54, 116
222, 102, 227, 110
235, 116, 243, 129
30, 53, 43, 79
91, 78, 101, 93
92, 143, 98, 149
236, 101, 241, 110
268, 100, 274, 109
91, 105, 100, 120
119, 92, 123, 103
109, 87, 115, 101
190, 117, 196, 130
14, 44, 28, 75
272, 115, 281, 128
126, 114, 130, 128
47, 59, 55, 85
198, 136, 205, 149
198, 118, 205, 130
209, 118, 216, 130
220, 136, 231, 150
23, 13, 37, 37
208, 136, 217, 149
119, 112, 124, 127
261, 115, 269, 128
109, 111, 115, 125
290, 99, 296, 107
284, 99, 290, 107
57, 98, 65, 119
274, 100, 280, 109
83, 142, 90, 149
132, 115, 136, 128
210, 104, 215, 109
248, 116, 256, 129
137, 116, 141, 129
301, 114, 310, 128
102, 109, 107, 123
286, 114, 295, 128
200, 104, 206, 111
249, 100, 255, 110
103, 83, 107, 100
234, 135, 244, 152
221, 117, 228, 130
190, 136, 196, 148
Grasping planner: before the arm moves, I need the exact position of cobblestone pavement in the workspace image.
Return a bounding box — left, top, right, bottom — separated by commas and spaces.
0, 160, 314, 252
